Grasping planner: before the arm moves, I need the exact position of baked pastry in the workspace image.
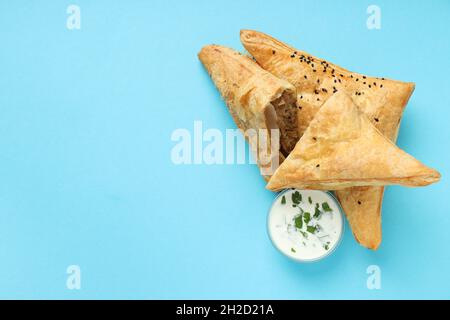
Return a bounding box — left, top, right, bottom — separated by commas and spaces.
266, 92, 440, 191
240, 30, 415, 249
198, 45, 299, 178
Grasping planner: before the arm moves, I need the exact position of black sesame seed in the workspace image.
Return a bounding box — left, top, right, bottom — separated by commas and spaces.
290, 54, 295, 58
369, 84, 372, 88
313, 69, 317, 72
313, 137, 317, 141
356, 78, 359, 82
304, 75, 307, 79
380, 84, 383, 88
272, 50, 276, 54
363, 76, 366, 79
316, 164, 320, 168
357, 201, 361, 205
322, 88, 328, 93
374, 118, 379, 122
363, 82, 366, 84
314, 89, 319, 94
300, 95, 303, 99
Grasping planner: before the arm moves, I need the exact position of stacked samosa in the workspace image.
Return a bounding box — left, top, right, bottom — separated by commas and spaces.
199, 32, 441, 250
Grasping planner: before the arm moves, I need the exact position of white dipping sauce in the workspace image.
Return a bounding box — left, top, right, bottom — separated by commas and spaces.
268, 189, 344, 262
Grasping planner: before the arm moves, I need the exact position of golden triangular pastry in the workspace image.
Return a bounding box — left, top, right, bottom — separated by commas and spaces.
241, 29, 417, 249
198, 45, 299, 178
266, 92, 440, 191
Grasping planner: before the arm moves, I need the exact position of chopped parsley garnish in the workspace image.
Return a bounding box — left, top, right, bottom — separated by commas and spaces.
292, 191, 302, 205
299, 230, 308, 238
307, 225, 317, 234
303, 212, 311, 224
324, 244, 330, 250
308, 196, 312, 204
294, 215, 303, 229
291, 247, 296, 253
322, 202, 332, 212
281, 195, 286, 205
314, 206, 322, 218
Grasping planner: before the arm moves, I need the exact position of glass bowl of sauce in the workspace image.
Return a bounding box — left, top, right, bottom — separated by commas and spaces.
267, 189, 345, 263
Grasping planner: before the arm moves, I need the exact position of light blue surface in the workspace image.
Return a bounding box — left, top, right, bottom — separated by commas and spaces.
0, 0, 449, 299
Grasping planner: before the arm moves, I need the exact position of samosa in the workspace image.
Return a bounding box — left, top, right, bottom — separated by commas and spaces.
198, 44, 299, 178
266, 92, 440, 192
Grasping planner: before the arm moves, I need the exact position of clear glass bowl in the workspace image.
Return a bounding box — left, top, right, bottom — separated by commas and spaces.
267, 189, 345, 263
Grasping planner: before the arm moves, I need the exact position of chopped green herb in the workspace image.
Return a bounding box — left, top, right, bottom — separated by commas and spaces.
294, 215, 303, 229
308, 196, 312, 204
281, 195, 286, 205
315, 203, 320, 209
307, 225, 317, 234
322, 202, 332, 212
324, 244, 330, 250
292, 191, 302, 204
291, 247, 296, 253
299, 230, 308, 238
303, 212, 311, 224
314, 206, 322, 218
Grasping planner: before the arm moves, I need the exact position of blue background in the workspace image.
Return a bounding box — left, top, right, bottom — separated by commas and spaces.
0, 0, 449, 299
